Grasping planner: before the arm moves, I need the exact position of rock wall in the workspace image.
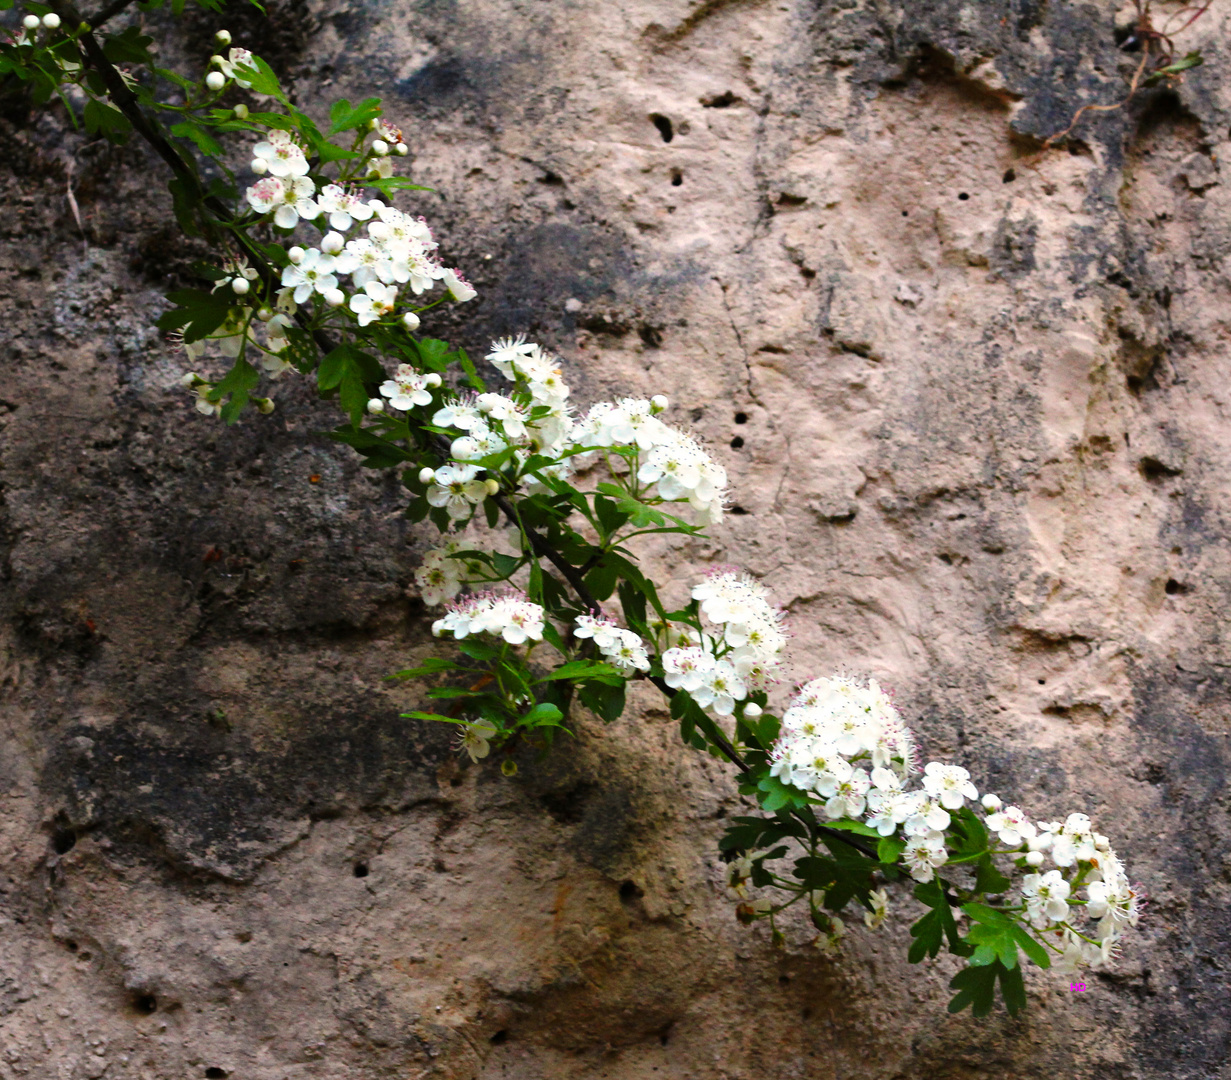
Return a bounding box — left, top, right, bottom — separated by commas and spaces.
3, 0, 1231, 1076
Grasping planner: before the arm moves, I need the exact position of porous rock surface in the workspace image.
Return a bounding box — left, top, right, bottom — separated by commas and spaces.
2, 0, 1231, 1076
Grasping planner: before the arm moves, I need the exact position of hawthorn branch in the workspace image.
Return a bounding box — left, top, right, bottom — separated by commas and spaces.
58, 11, 883, 868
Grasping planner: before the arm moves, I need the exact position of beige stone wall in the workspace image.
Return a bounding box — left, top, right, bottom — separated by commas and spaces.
3, 0, 1231, 1076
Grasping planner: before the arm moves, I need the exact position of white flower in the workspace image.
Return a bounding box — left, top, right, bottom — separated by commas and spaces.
216, 47, 258, 88
315, 184, 377, 232
280, 249, 337, 304
662, 646, 715, 693
426, 464, 488, 520
350, 281, 398, 326
903, 833, 948, 883
415, 546, 467, 606
1021, 869, 1071, 928
824, 768, 871, 820
458, 719, 497, 763
254, 174, 317, 230
692, 659, 746, 716
442, 267, 476, 301
863, 888, 890, 930
575, 615, 650, 673
434, 590, 545, 645
487, 335, 538, 379
379, 364, 434, 410
921, 762, 978, 810
986, 804, 1037, 847
252, 129, 309, 178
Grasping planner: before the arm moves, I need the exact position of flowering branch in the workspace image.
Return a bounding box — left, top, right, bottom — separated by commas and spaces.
1, 3, 1142, 1019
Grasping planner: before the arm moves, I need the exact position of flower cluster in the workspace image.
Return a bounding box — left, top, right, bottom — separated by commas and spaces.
572, 398, 728, 524
661, 568, 788, 715
412, 540, 493, 607
573, 614, 652, 672
431, 590, 545, 645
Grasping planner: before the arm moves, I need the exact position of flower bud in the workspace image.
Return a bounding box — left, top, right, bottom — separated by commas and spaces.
981, 793, 1002, 812
368, 118, 381, 130
256, 397, 276, 415
484, 478, 500, 496
395, 142, 410, 156
215, 29, 232, 46
256, 306, 274, 322
367, 398, 386, 415
370, 139, 389, 156
451, 436, 479, 460
210, 54, 225, 66
206, 71, 226, 91
650, 394, 669, 413
287, 246, 305, 265
424, 372, 442, 388
230, 276, 250, 296
250, 157, 268, 175
1025, 851, 1045, 867
23, 15, 39, 30
323, 288, 345, 308
418, 467, 436, 485
233, 103, 249, 119
743, 702, 763, 718
42, 12, 61, 29
180, 371, 199, 387
402, 311, 420, 331
320, 231, 345, 255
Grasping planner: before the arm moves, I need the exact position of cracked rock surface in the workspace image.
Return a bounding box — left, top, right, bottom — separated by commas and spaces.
3, 0, 1231, 1076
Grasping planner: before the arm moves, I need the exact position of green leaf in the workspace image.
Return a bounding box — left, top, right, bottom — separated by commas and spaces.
456, 347, 485, 391
877, 835, 906, 864
83, 98, 132, 142
822, 820, 882, 837
584, 559, 619, 602
242, 55, 287, 102
1010, 924, 1051, 970
520, 702, 564, 728
578, 679, 627, 722
157, 288, 234, 343
391, 657, 461, 679
328, 96, 383, 134
594, 494, 630, 539
456, 639, 498, 661
171, 121, 224, 158
426, 686, 488, 699
401, 710, 467, 725
537, 660, 625, 683
1144, 50, 1204, 87
972, 853, 1012, 896
907, 879, 964, 963
101, 25, 154, 65
365, 176, 436, 197
947, 963, 999, 1017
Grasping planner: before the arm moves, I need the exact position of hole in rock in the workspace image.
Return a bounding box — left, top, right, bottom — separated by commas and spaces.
1140, 456, 1181, 481
66, 940, 78, 952
52, 830, 77, 855
671, 168, 683, 186
730, 436, 744, 449
957, 192, 970, 201
639, 325, 664, 348
132, 994, 157, 1015
901, 210, 909, 217
779, 974, 791, 985
1165, 579, 1190, 595
619, 879, 644, 902
1038, 678, 1046, 685
1003, 168, 1016, 183
701, 90, 738, 108
490, 1030, 509, 1045
353, 863, 369, 878
730, 505, 749, 515
205, 1069, 229, 1079
734, 411, 748, 424
690, 407, 704, 422
650, 114, 674, 142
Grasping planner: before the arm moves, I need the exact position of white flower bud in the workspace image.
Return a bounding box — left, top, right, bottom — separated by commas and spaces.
250, 157, 268, 175
368, 118, 381, 130
1025, 851, 1045, 867
287, 246, 305, 265
402, 311, 420, 331
484, 478, 500, 496
23, 15, 40, 30
256, 397, 276, 415
320, 231, 345, 255
367, 398, 386, 415
180, 371, 199, 387
233, 103, 249, 119
256, 306, 274, 322
650, 394, 669, 413
323, 288, 345, 308
424, 372, 442, 388
230, 277, 250, 296
42, 12, 61, 29
370, 139, 389, 157
478, 396, 495, 414
395, 142, 410, 156
451, 436, 479, 460
743, 702, 763, 718
206, 71, 226, 91
418, 467, 436, 485
214, 29, 232, 46
981, 793, 1003, 812
210, 54, 225, 66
